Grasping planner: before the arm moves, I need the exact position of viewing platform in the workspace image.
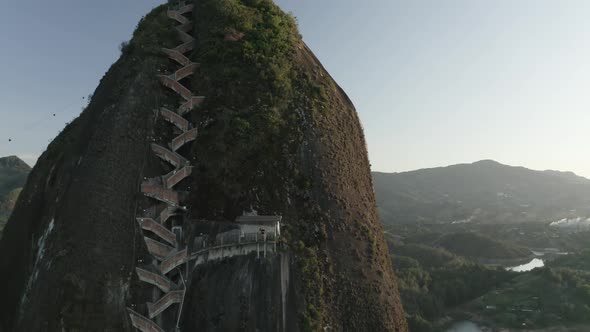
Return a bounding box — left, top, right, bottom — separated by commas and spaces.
188, 216, 282, 268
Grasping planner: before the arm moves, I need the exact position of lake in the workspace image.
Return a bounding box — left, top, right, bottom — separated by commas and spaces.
446, 321, 483, 332
507, 258, 544, 272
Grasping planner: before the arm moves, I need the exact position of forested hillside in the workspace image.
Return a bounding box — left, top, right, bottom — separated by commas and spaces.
374, 160, 590, 226
0, 156, 30, 236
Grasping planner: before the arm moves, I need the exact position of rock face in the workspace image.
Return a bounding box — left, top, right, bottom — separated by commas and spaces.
0, 1, 407, 331
0, 8, 172, 330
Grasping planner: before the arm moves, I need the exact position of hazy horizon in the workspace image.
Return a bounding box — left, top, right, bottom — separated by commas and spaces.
371, 159, 590, 178
1, 0, 589, 177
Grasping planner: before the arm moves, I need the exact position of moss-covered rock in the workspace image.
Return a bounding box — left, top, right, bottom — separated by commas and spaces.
184, 0, 407, 330
0, 1, 407, 331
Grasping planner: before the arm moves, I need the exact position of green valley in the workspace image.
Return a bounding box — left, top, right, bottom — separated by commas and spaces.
374, 161, 590, 331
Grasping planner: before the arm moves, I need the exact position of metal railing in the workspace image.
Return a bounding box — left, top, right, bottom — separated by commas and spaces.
193, 231, 278, 248
189, 230, 280, 261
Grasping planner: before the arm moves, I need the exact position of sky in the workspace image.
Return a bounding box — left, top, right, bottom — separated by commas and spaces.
1, 1, 590, 177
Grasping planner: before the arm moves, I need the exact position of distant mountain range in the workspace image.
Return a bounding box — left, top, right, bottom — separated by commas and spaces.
373, 160, 590, 226
0, 156, 30, 236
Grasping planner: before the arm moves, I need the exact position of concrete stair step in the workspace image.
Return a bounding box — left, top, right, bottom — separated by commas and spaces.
151, 143, 189, 168
170, 128, 198, 152
173, 39, 195, 54
167, 10, 190, 25
144, 237, 175, 260
147, 290, 184, 319
162, 165, 193, 189
127, 308, 164, 332
135, 267, 173, 293
137, 217, 177, 246
141, 183, 180, 207
160, 248, 188, 275
159, 107, 191, 132
158, 75, 192, 101
178, 96, 205, 115
176, 28, 194, 44
169, 62, 199, 81
162, 48, 190, 66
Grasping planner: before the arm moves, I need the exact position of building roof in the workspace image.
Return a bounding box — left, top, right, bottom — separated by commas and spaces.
235, 215, 282, 225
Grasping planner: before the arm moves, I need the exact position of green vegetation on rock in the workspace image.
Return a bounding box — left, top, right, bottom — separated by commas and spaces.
188, 1, 340, 329
394, 244, 463, 268
191, 0, 328, 218
388, 238, 516, 332
469, 265, 590, 329
436, 232, 531, 260
120, 6, 177, 57
0, 188, 22, 222
385, 223, 590, 331
550, 249, 590, 272
0, 156, 30, 197
184, 1, 406, 330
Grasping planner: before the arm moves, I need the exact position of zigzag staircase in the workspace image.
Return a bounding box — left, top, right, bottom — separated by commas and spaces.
128, 2, 203, 331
